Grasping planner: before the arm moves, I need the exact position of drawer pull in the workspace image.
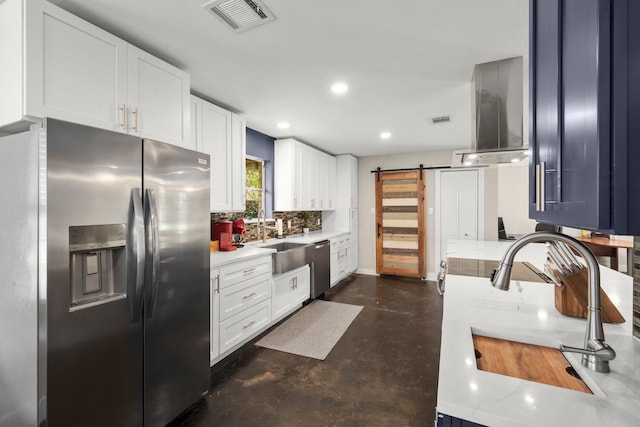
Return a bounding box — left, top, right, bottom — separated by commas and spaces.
243, 267, 257, 274
243, 292, 257, 299
243, 320, 256, 330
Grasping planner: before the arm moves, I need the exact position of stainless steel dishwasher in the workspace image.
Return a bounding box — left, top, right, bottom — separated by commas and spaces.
308, 240, 331, 298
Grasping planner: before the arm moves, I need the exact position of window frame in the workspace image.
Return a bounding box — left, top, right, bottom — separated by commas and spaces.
244, 155, 265, 219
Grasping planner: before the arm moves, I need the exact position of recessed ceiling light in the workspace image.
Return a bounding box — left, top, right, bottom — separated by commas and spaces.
380, 132, 391, 140
277, 121, 290, 129
331, 82, 349, 94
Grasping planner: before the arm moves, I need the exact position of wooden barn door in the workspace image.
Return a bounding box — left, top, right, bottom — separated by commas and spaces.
375, 170, 426, 278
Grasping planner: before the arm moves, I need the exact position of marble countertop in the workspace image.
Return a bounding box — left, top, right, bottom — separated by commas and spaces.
210, 230, 350, 269
437, 239, 640, 427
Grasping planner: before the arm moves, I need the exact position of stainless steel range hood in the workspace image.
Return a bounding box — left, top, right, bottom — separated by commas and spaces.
452, 56, 527, 167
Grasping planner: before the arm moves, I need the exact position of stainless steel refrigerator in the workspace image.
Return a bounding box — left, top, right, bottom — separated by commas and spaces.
0, 118, 210, 426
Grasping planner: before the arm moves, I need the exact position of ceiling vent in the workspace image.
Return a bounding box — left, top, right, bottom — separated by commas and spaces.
203, 0, 276, 33
430, 115, 451, 124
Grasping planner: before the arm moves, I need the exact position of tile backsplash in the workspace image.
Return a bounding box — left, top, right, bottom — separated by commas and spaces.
210, 211, 322, 243
634, 237, 640, 339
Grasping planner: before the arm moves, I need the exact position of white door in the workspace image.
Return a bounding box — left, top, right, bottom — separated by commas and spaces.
438, 169, 479, 260
127, 45, 189, 147
200, 102, 232, 211
231, 114, 246, 211
26, 2, 128, 132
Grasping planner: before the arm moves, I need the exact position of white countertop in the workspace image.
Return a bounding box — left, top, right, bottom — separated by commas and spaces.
437, 239, 640, 427
210, 246, 275, 269
209, 230, 350, 269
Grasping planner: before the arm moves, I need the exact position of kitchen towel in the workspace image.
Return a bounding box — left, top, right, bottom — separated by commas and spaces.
256, 300, 363, 360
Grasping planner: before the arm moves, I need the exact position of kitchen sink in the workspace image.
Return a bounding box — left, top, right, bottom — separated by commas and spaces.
262, 242, 312, 274
471, 332, 595, 394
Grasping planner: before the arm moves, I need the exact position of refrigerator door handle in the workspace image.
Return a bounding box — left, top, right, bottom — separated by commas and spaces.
145, 188, 161, 318
129, 188, 146, 322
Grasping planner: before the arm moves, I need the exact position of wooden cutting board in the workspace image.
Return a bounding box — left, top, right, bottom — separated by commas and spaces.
473, 334, 592, 394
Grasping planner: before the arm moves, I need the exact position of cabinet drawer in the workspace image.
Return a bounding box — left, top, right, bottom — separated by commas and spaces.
219, 273, 271, 322
219, 255, 272, 288
219, 299, 271, 354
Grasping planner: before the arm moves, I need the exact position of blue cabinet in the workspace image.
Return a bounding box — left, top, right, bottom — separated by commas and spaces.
436, 413, 486, 427
529, 0, 640, 234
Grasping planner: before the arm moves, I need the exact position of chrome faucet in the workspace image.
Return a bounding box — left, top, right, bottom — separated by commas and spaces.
491, 231, 616, 373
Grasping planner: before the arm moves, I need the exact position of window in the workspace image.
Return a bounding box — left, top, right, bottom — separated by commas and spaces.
244, 156, 264, 218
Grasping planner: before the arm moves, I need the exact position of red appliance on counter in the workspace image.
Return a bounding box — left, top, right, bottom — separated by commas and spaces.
232, 217, 246, 245
211, 220, 236, 251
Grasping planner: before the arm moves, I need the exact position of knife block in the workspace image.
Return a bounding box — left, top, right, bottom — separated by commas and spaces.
554, 269, 625, 324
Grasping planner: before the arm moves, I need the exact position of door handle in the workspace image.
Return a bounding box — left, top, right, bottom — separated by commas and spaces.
145, 188, 160, 319
536, 162, 546, 212
128, 188, 145, 322
377, 223, 381, 238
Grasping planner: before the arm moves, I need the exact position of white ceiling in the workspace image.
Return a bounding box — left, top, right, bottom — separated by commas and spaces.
49, 0, 528, 157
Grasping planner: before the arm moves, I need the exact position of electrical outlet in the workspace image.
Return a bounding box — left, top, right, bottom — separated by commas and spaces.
287, 220, 291, 229
317, 218, 321, 225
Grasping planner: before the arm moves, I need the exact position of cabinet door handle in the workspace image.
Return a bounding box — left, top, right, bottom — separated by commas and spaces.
536, 162, 546, 212
243, 292, 256, 299
132, 107, 139, 133
294, 277, 297, 289
215, 275, 220, 294
377, 223, 381, 238
120, 103, 127, 130
243, 320, 256, 330
243, 267, 256, 274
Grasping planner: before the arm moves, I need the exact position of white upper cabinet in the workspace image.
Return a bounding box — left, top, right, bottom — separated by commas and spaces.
191, 95, 246, 212
127, 46, 190, 148
0, 0, 190, 148
336, 154, 358, 209
231, 114, 246, 212
274, 138, 336, 211
326, 154, 337, 210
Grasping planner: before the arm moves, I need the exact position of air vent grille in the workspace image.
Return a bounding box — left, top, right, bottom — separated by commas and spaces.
431, 115, 451, 124
203, 0, 276, 32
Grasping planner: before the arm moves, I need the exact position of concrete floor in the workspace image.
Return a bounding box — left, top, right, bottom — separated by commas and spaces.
172, 274, 443, 427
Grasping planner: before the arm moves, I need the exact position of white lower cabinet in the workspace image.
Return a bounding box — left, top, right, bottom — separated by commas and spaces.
210, 269, 220, 361
211, 254, 272, 365
219, 273, 271, 321
210, 255, 315, 366
272, 265, 310, 323
219, 299, 271, 355
330, 234, 355, 287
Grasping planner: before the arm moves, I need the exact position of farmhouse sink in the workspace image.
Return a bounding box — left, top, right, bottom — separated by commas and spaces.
262, 242, 312, 274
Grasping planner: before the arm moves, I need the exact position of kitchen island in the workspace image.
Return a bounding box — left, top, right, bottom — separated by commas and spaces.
437, 239, 640, 427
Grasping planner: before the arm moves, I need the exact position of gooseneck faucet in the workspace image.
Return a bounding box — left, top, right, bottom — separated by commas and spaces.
491, 231, 616, 373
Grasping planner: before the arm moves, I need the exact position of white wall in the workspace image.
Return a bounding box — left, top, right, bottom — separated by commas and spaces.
496, 163, 537, 235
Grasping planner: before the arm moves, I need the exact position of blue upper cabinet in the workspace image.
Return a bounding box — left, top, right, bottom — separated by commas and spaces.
529, 0, 640, 234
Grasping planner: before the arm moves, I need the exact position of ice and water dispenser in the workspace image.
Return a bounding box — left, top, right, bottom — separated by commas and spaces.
69, 224, 127, 311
